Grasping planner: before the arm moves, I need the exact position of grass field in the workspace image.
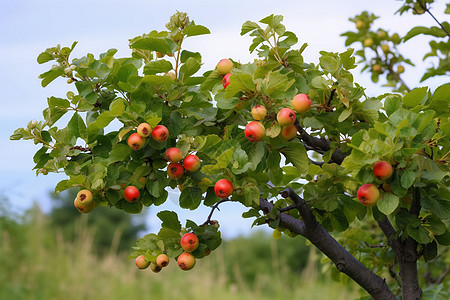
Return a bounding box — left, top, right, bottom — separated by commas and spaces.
0, 206, 361, 300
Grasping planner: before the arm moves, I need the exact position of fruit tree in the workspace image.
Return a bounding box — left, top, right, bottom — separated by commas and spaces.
10, 2, 450, 299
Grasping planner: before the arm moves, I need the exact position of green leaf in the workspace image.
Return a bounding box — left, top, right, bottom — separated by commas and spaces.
130, 37, 177, 54
180, 57, 201, 79
55, 175, 86, 194
179, 187, 203, 210
157, 210, 181, 231
241, 21, 260, 35
143, 60, 173, 75
400, 171, 416, 189
403, 26, 448, 42
377, 193, 399, 215
402, 87, 428, 107
142, 74, 174, 84
184, 24, 210, 37
338, 108, 352, 122
384, 95, 402, 116
122, 201, 143, 214
243, 184, 260, 206
40, 67, 65, 87
266, 122, 281, 138
423, 240, 437, 262
37, 51, 54, 64
407, 225, 433, 244
109, 98, 126, 116
109, 144, 131, 162
435, 229, 450, 246
429, 84, 450, 113
67, 112, 87, 139
281, 142, 308, 174
224, 73, 255, 98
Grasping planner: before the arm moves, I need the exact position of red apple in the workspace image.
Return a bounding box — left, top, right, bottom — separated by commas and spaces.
165, 147, 182, 163
124, 186, 140, 203
222, 73, 232, 89
177, 252, 196, 271
137, 122, 152, 138
152, 125, 169, 142
280, 124, 297, 141
357, 183, 380, 207
135, 255, 150, 270
128, 133, 145, 150
183, 154, 201, 172
214, 179, 233, 198
180, 232, 199, 252
277, 108, 296, 126
373, 161, 393, 180
292, 94, 311, 113
251, 105, 267, 120
245, 121, 265, 143
217, 59, 234, 75
167, 163, 184, 179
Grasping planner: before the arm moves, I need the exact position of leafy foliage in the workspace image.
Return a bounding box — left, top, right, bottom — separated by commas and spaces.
10, 6, 450, 299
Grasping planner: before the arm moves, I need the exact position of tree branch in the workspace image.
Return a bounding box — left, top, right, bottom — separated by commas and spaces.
260, 189, 397, 300
295, 121, 347, 165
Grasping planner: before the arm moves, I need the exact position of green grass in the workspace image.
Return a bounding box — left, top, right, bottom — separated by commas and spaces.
0, 208, 360, 300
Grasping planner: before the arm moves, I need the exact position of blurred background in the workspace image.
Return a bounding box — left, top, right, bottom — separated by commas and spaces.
0, 0, 448, 299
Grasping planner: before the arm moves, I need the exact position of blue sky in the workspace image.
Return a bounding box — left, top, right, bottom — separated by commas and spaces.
0, 0, 447, 238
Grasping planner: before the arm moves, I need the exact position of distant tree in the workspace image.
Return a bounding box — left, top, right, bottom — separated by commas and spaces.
48, 188, 146, 253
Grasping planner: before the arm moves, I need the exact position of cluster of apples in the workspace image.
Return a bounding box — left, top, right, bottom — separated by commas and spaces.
135, 232, 199, 272
165, 148, 201, 179
244, 94, 311, 143
357, 161, 393, 207
128, 123, 169, 150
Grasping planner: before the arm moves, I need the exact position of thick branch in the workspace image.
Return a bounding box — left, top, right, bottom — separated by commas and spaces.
261, 190, 396, 300
295, 122, 347, 165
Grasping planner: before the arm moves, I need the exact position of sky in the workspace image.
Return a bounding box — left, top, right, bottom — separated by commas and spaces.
0, 0, 448, 239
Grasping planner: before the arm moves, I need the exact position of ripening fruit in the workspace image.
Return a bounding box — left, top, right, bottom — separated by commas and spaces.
292, 94, 311, 113
363, 38, 374, 47
277, 108, 296, 126
373, 161, 393, 180
251, 105, 267, 120
74, 198, 95, 213
355, 20, 365, 30
150, 262, 162, 273
180, 233, 199, 252
135, 255, 150, 270
391, 33, 401, 44
280, 124, 297, 141
124, 186, 140, 203
381, 44, 389, 53
167, 163, 184, 179
152, 125, 169, 142
214, 179, 233, 198
76, 189, 93, 206
357, 183, 380, 207
166, 72, 176, 80
155, 51, 164, 58
177, 252, 196, 271
183, 154, 201, 172
156, 254, 170, 268
166, 147, 183, 163
245, 121, 265, 142
273, 229, 282, 240
222, 73, 232, 89
373, 64, 382, 73
382, 183, 392, 193
137, 123, 152, 138
128, 133, 145, 150
377, 30, 388, 39
216, 59, 234, 75
397, 65, 405, 73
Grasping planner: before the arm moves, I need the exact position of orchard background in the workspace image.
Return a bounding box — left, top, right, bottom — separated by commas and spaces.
2, 0, 450, 299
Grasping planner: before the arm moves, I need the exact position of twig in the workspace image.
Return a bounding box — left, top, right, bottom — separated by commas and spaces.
201, 199, 230, 226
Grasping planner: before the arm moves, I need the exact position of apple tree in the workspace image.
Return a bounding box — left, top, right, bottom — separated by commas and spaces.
10, 3, 449, 300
